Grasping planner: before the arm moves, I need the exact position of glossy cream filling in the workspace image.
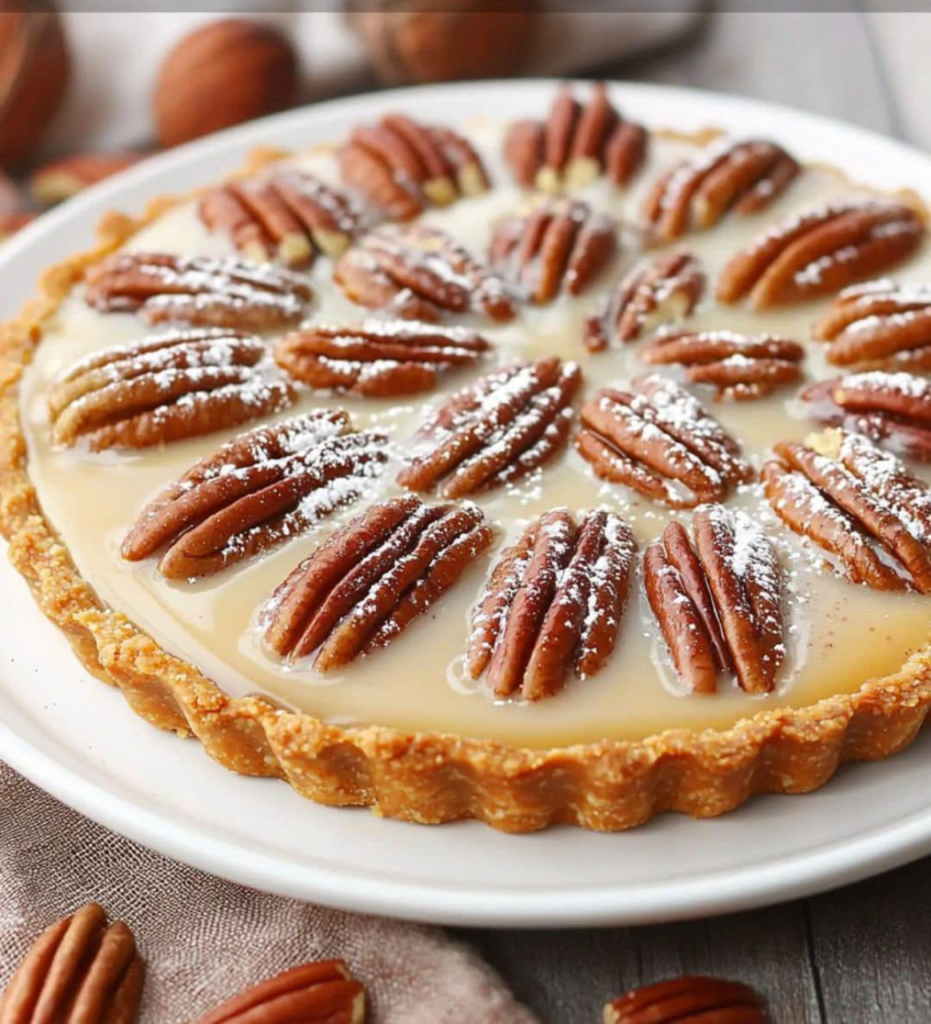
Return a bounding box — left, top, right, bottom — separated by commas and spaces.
19, 128, 931, 747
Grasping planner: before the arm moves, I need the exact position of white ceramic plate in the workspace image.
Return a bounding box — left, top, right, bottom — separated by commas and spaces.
2, 81, 931, 928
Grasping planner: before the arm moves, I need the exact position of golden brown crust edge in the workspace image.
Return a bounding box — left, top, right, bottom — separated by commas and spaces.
0, 157, 929, 833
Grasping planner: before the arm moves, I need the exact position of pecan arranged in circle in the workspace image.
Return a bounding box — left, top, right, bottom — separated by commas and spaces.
335, 223, 518, 322
468, 507, 636, 701
199, 168, 362, 266
640, 330, 805, 401
122, 410, 387, 580
503, 82, 647, 191
717, 200, 925, 309
275, 320, 490, 397
645, 506, 785, 694
0, 903, 144, 1024
49, 328, 295, 451
584, 250, 705, 351
489, 197, 616, 303
397, 356, 582, 498
262, 495, 493, 670
604, 975, 766, 1024
801, 371, 931, 461
338, 112, 488, 220
192, 959, 364, 1024
576, 374, 753, 508
763, 428, 931, 592
815, 278, 931, 369
85, 251, 313, 330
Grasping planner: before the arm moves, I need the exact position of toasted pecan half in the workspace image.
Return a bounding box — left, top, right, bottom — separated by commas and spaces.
604, 975, 766, 1024
468, 507, 636, 700
397, 356, 582, 498
763, 428, 931, 592
640, 329, 804, 400
576, 374, 752, 508
48, 328, 295, 451
717, 200, 925, 309
85, 251, 313, 330
121, 411, 387, 579
645, 506, 785, 694
262, 494, 493, 669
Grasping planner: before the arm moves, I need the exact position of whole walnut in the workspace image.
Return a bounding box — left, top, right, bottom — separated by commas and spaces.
154, 19, 299, 148
348, 2, 538, 85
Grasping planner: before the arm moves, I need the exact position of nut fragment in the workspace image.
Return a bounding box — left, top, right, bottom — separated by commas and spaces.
489, 197, 616, 303
275, 320, 490, 397
640, 330, 805, 400
645, 507, 785, 694
763, 428, 931, 592
121, 410, 386, 579
0, 902, 144, 1024
262, 494, 492, 669
468, 507, 636, 700
604, 975, 766, 1024
576, 374, 752, 508
29, 152, 144, 206
397, 357, 582, 498
717, 200, 925, 309
49, 327, 295, 451
85, 251, 312, 330
584, 250, 705, 351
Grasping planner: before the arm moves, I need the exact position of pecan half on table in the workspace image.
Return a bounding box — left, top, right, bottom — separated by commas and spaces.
397, 356, 582, 498
275, 320, 490, 397
338, 112, 488, 220
503, 82, 647, 191
262, 495, 493, 670
576, 374, 753, 508
763, 428, 931, 592
604, 975, 766, 1024
489, 197, 616, 303
48, 328, 295, 451
468, 507, 636, 701
642, 137, 799, 243
815, 278, 931, 370
85, 251, 313, 330
584, 250, 705, 351
199, 168, 362, 266
640, 330, 805, 401
334, 223, 518, 322
122, 410, 387, 580
717, 200, 925, 309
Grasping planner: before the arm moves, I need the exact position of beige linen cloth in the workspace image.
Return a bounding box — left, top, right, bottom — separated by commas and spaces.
0, 760, 539, 1023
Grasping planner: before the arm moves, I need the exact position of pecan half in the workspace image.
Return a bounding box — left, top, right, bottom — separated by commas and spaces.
640, 329, 805, 400
338, 113, 488, 219
489, 197, 616, 303
576, 374, 752, 508
717, 200, 925, 309
275, 319, 490, 397
262, 495, 492, 669
0, 903, 144, 1024
335, 223, 518, 322
397, 357, 582, 498
645, 506, 785, 694
503, 82, 647, 191
584, 250, 705, 351
121, 410, 387, 579
815, 278, 931, 369
468, 507, 636, 700
763, 428, 931, 592
49, 327, 295, 451
193, 960, 364, 1024
199, 168, 362, 266
604, 975, 765, 1024
85, 251, 313, 330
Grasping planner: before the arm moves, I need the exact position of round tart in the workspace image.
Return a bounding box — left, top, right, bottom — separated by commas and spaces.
2, 83, 930, 833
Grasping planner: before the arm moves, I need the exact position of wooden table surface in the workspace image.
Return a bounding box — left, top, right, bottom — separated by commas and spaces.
454, 11, 931, 1024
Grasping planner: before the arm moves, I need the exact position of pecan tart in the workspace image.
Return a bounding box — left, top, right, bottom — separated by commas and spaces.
1, 90, 930, 834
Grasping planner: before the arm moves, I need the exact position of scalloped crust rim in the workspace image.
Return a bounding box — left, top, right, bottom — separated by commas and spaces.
0, 161, 929, 833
